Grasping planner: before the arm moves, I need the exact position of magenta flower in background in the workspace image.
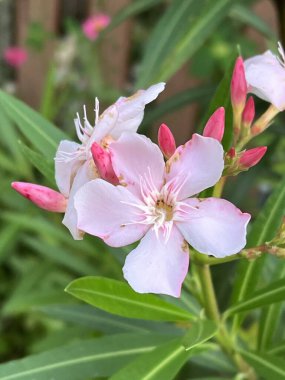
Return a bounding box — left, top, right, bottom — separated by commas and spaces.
82, 14, 111, 41
74, 133, 250, 297
4, 47, 27, 68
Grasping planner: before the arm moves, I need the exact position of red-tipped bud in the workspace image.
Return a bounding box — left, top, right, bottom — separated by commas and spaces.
11, 182, 67, 212
239, 146, 267, 168
158, 123, 176, 159
227, 147, 236, 159
91, 142, 119, 185
231, 57, 247, 110
242, 96, 255, 127
203, 107, 225, 142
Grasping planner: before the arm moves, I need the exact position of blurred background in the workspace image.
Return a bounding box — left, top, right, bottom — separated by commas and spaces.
0, 0, 284, 372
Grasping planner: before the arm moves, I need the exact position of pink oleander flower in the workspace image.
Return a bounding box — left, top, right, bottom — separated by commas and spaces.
55, 83, 165, 239
82, 14, 110, 41
244, 42, 285, 111
4, 47, 27, 68
74, 133, 251, 297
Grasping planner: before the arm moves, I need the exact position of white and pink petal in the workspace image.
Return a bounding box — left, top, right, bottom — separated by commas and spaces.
74, 178, 149, 246
165, 134, 224, 200
123, 226, 189, 298
55, 140, 82, 197
175, 197, 251, 258
110, 133, 165, 198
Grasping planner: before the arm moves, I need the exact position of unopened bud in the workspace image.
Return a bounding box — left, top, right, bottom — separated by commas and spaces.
227, 147, 236, 159
239, 146, 267, 168
11, 182, 67, 212
242, 96, 255, 127
203, 107, 225, 142
91, 142, 119, 185
158, 123, 176, 159
231, 56, 247, 111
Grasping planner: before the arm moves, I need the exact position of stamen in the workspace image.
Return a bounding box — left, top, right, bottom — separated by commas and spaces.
277, 41, 285, 68
94, 97, 99, 125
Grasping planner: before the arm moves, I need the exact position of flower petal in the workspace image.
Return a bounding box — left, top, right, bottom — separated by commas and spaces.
74, 178, 149, 246
123, 226, 189, 297
165, 134, 224, 200
110, 83, 165, 139
63, 159, 99, 240
245, 51, 285, 111
176, 197, 251, 257
55, 140, 82, 197
88, 105, 118, 146
110, 133, 165, 198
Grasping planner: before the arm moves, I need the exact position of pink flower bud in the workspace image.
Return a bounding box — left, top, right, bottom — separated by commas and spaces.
227, 147, 236, 159
158, 124, 176, 159
11, 182, 66, 212
231, 57, 247, 110
203, 107, 225, 142
239, 146, 267, 168
4, 47, 28, 68
91, 142, 119, 185
242, 96, 255, 127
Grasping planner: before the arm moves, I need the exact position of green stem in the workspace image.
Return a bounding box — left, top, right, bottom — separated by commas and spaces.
195, 263, 220, 322
212, 176, 226, 198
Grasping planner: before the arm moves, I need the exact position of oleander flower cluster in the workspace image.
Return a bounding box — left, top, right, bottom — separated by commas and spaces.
13, 44, 284, 297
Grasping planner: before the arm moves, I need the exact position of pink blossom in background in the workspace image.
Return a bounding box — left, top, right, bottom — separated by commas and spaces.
4, 47, 28, 68
82, 14, 111, 41
74, 133, 250, 297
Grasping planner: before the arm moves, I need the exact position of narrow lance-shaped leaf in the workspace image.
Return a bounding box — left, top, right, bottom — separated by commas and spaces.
110, 339, 191, 380
239, 349, 285, 380
231, 175, 285, 327
0, 90, 67, 158
65, 276, 195, 322
0, 334, 172, 380
156, 0, 235, 86
182, 319, 217, 351
226, 277, 285, 316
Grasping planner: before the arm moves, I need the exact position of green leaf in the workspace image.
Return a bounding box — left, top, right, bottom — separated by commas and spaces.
110, 339, 190, 380
19, 141, 55, 185
226, 277, 285, 316
0, 90, 67, 158
155, 0, 235, 84
136, 0, 197, 87
230, 4, 276, 39
39, 304, 183, 335
239, 349, 285, 380
141, 86, 214, 133
0, 334, 172, 380
231, 176, 285, 326
65, 276, 195, 322
182, 319, 217, 351
200, 54, 237, 150
100, 0, 165, 35
257, 265, 285, 351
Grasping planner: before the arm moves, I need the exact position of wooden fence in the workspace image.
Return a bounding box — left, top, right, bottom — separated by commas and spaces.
0, 0, 279, 144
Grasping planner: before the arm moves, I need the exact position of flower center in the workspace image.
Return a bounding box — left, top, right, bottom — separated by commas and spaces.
154, 198, 174, 223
